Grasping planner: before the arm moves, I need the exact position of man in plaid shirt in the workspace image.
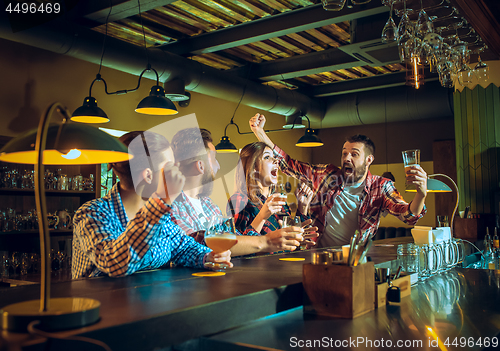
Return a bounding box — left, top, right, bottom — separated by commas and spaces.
72, 131, 232, 279
250, 114, 428, 247
169, 128, 316, 255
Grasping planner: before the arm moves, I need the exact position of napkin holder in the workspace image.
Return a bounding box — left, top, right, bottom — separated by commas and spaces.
303, 261, 375, 319
411, 226, 451, 246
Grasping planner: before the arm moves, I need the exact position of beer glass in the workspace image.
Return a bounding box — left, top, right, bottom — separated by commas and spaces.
204, 216, 237, 271
270, 183, 287, 215
282, 216, 303, 249
418, 244, 436, 281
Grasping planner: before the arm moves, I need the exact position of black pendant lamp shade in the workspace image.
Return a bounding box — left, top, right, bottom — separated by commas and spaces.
0, 122, 130, 165
215, 136, 238, 153
135, 85, 178, 115
71, 96, 110, 124
295, 115, 324, 147
296, 128, 323, 147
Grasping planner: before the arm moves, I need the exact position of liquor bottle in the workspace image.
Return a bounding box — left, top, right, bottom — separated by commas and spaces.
493, 227, 499, 255
484, 227, 492, 257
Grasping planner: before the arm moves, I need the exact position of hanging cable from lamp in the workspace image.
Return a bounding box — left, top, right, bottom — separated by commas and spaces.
137, 0, 150, 66
97, 0, 113, 75
71, 0, 178, 121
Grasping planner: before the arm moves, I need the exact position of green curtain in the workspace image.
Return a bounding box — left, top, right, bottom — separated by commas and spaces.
454, 84, 500, 214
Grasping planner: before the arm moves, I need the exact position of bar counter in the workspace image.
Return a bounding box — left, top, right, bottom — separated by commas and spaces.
1, 238, 499, 350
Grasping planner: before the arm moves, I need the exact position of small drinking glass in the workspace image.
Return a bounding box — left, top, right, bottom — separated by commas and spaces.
282, 216, 303, 249
29, 253, 40, 273
10, 252, 21, 277
204, 216, 237, 271
436, 215, 449, 227
271, 183, 287, 215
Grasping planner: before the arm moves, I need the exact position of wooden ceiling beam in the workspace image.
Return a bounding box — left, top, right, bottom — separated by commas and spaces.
229, 47, 360, 81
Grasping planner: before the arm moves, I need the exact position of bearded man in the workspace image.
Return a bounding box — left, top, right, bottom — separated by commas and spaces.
249, 113, 428, 247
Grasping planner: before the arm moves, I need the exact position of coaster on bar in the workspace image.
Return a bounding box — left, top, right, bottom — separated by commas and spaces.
192, 272, 226, 277
279, 258, 305, 262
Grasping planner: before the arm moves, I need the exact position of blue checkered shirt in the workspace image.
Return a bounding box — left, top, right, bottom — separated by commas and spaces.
72, 183, 211, 279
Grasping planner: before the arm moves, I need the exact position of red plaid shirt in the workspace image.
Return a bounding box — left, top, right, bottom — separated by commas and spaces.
228, 192, 309, 235
273, 146, 426, 242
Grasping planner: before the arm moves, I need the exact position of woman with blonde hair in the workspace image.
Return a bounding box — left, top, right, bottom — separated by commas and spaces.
227, 142, 313, 235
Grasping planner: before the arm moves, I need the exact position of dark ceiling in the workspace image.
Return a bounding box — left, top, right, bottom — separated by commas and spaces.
65, 0, 499, 98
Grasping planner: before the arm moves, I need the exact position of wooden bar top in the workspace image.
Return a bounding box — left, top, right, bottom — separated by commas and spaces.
0, 237, 432, 351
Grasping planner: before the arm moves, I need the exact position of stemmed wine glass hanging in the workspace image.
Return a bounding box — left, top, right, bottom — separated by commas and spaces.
381, 1, 398, 43
382, 0, 489, 89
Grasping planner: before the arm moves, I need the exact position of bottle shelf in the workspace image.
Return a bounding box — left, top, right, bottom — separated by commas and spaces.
0, 229, 73, 236
0, 188, 95, 196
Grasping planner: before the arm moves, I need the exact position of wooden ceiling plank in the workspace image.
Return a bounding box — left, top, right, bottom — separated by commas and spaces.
268, 37, 309, 55
260, 39, 296, 57
304, 28, 342, 48
200, 0, 257, 22
352, 66, 376, 77
222, 48, 257, 62
173, 0, 239, 27
238, 44, 281, 61
229, 0, 272, 17
237, 0, 277, 15
155, 6, 219, 32
321, 23, 351, 43
286, 33, 323, 50
135, 14, 195, 39
277, 36, 313, 54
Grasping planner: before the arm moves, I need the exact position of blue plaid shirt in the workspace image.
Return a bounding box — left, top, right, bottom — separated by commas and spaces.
72, 183, 211, 279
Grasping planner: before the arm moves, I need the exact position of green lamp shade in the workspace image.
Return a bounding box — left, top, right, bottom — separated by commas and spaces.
215, 136, 238, 153
296, 128, 324, 147
405, 178, 452, 192
0, 122, 131, 165
71, 97, 110, 124
135, 86, 178, 115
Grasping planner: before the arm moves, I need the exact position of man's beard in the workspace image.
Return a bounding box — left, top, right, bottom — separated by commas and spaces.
197, 169, 214, 198
342, 160, 367, 185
